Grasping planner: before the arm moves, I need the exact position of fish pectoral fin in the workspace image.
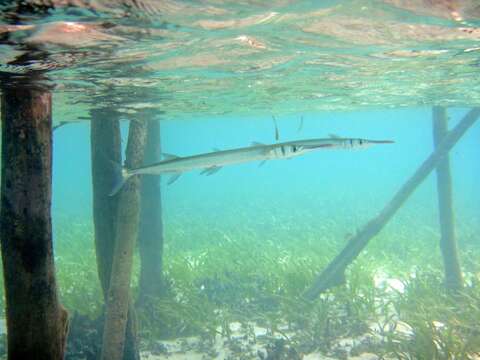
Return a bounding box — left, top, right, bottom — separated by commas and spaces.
200, 166, 222, 176
258, 160, 267, 167
329, 133, 341, 139
162, 152, 180, 160
167, 173, 182, 185
208, 167, 222, 175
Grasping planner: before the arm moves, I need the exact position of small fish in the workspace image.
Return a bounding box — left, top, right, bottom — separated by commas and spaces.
0, 64, 29, 74
109, 136, 394, 196
53, 120, 80, 131
0, 62, 60, 74
53, 121, 69, 131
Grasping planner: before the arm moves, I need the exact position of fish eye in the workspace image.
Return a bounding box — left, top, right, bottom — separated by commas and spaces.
359, 139, 363, 145
292, 145, 297, 152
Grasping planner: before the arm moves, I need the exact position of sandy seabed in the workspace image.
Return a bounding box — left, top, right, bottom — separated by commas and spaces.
139, 321, 383, 360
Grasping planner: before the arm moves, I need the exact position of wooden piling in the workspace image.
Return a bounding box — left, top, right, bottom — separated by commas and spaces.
432, 107, 463, 291
91, 110, 122, 299
91, 110, 140, 360
101, 119, 146, 360
0, 87, 69, 359
304, 108, 480, 300
138, 119, 165, 305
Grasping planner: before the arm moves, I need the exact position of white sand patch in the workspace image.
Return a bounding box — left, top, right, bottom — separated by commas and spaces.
373, 270, 405, 293
303, 353, 336, 359
142, 351, 204, 360
350, 354, 379, 360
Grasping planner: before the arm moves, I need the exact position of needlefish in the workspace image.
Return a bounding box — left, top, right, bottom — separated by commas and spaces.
109, 135, 394, 196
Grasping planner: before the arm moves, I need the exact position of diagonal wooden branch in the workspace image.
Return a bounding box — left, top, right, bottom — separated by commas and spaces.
304, 107, 480, 301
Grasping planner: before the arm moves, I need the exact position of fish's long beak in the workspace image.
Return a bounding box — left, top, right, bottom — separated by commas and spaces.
370, 139, 395, 144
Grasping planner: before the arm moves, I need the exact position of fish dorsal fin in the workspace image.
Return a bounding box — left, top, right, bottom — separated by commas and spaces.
212, 147, 221, 152
272, 115, 280, 141
297, 115, 304, 133
167, 173, 181, 185
258, 160, 267, 167
162, 153, 180, 160
251, 141, 264, 146
329, 133, 341, 139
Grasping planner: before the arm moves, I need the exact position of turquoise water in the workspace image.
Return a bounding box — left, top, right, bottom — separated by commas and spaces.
53, 108, 479, 228
48, 106, 480, 358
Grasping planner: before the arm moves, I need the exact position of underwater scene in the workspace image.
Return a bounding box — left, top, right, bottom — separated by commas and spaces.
0, 1, 480, 360
51, 109, 480, 360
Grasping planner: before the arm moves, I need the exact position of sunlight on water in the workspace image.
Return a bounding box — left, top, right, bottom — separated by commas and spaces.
0, 0, 480, 119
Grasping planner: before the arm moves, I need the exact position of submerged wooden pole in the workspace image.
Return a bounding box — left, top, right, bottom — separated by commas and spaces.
101, 119, 146, 360
90, 110, 139, 360
304, 107, 480, 300
91, 110, 122, 298
432, 107, 463, 291
0, 87, 69, 359
138, 119, 165, 305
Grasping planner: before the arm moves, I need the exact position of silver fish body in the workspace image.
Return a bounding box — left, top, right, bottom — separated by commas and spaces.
109, 137, 393, 196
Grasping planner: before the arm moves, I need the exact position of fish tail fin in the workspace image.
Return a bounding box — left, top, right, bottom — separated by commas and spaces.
109, 162, 131, 196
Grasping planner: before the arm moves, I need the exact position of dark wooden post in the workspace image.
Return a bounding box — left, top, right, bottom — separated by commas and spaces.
432, 107, 463, 291
91, 110, 122, 297
304, 108, 480, 300
0, 87, 69, 359
90, 110, 139, 360
101, 120, 146, 360
138, 119, 165, 305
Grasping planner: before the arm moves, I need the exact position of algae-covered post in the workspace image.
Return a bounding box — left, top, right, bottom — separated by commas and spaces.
0, 87, 69, 359
304, 107, 480, 300
432, 107, 463, 291
91, 109, 122, 303
101, 119, 146, 360
90, 109, 139, 359
138, 119, 165, 306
